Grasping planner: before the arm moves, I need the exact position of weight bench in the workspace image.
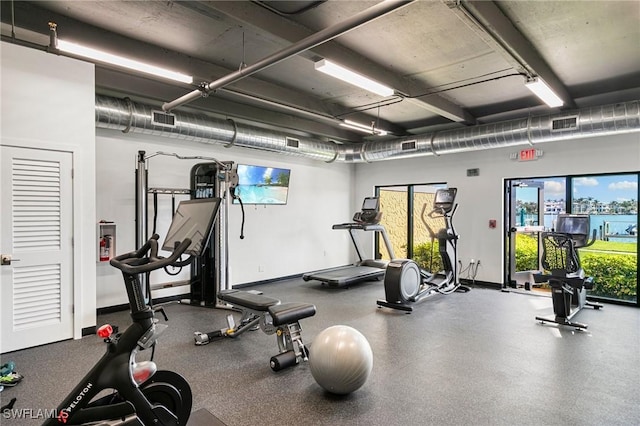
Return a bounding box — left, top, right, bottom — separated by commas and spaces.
194, 289, 316, 371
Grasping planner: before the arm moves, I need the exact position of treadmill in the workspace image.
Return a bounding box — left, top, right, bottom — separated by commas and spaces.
302, 197, 395, 287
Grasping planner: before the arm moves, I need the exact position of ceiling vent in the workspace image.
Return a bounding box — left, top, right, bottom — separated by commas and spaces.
401, 140, 418, 151
551, 116, 578, 132
286, 137, 300, 148
151, 110, 177, 128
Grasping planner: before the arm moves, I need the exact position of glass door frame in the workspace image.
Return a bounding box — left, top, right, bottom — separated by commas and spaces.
505, 179, 545, 290
374, 182, 446, 261
503, 172, 639, 307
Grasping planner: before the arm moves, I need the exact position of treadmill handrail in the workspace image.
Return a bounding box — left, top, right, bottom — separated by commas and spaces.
332, 223, 386, 231
331, 222, 395, 260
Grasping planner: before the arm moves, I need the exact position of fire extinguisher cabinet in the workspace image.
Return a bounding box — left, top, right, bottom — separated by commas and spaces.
98, 221, 116, 262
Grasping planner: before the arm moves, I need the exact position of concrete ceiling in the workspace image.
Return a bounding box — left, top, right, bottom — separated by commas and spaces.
2, 0, 639, 143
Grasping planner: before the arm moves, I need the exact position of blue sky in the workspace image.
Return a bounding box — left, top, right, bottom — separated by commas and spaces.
238, 164, 289, 186
519, 174, 638, 203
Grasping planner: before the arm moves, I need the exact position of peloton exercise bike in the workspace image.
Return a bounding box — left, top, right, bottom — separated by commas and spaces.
44, 197, 221, 426
533, 214, 603, 330
377, 188, 470, 312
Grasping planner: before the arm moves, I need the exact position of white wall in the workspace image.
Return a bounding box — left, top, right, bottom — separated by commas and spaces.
0, 42, 96, 333
354, 132, 640, 285
95, 130, 354, 307
3, 41, 638, 318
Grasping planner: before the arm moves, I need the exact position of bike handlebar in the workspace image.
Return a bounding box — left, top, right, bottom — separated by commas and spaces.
110, 234, 192, 275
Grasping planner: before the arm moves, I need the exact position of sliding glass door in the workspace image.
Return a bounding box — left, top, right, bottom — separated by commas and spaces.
376, 186, 408, 260
505, 178, 563, 291
376, 183, 446, 270
505, 172, 638, 305
570, 174, 638, 303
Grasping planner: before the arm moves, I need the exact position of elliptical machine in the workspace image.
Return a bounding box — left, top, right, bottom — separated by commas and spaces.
44, 198, 221, 425
377, 188, 470, 312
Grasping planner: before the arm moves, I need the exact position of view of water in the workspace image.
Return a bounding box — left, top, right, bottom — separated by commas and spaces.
545, 214, 637, 243
520, 214, 637, 243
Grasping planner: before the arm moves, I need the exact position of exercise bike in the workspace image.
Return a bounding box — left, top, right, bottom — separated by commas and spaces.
377, 188, 470, 312
533, 214, 603, 330
44, 198, 221, 425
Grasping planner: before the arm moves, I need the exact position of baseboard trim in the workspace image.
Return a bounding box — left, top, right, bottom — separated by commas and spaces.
233, 273, 303, 289
81, 326, 97, 337
461, 279, 501, 290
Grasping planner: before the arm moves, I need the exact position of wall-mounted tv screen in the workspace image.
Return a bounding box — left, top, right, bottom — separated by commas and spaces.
233, 164, 291, 205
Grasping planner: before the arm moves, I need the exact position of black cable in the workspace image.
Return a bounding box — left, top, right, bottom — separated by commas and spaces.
152, 192, 158, 235
334, 71, 525, 119
238, 197, 245, 239
231, 187, 246, 239
252, 0, 324, 16
409, 68, 514, 94
163, 194, 183, 275
335, 96, 405, 118
403, 73, 526, 99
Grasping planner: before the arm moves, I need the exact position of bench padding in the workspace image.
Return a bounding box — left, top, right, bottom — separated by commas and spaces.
269, 302, 316, 326
219, 289, 280, 311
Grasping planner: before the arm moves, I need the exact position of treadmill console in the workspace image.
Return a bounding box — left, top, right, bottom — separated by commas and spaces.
353, 197, 382, 224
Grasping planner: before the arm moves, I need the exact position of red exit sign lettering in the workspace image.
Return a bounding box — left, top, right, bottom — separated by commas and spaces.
510, 148, 544, 161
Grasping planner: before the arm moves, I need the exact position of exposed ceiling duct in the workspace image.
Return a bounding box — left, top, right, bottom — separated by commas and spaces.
95, 95, 639, 163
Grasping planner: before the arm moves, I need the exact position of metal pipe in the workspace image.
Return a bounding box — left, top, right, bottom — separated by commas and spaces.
145, 151, 230, 171
222, 174, 231, 293
162, 0, 414, 112
97, 96, 640, 164
135, 150, 149, 300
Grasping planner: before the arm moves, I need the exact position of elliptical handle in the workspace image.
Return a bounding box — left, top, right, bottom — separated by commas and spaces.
110, 235, 192, 275
421, 203, 437, 238
420, 203, 430, 224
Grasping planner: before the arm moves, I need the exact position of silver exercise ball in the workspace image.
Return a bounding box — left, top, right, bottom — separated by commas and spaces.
309, 325, 373, 395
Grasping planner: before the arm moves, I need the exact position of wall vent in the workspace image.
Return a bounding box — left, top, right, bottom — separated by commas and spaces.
151, 110, 177, 128
286, 137, 300, 148
551, 116, 578, 132
401, 140, 417, 151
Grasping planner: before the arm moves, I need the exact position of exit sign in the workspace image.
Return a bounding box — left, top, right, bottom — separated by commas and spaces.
510, 148, 544, 161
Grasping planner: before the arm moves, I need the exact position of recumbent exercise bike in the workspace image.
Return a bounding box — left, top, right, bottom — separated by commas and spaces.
377, 188, 470, 312
44, 198, 221, 425
533, 214, 603, 330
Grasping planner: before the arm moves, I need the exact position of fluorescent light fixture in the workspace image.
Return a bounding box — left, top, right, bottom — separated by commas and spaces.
525, 77, 563, 108
340, 119, 388, 136
57, 40, 193, 84
315, 59, 394, 97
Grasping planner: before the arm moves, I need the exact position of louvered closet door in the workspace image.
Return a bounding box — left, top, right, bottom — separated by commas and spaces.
1, 146, 74, 353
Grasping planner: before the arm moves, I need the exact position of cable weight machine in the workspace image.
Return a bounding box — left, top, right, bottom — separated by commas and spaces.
136, 151, 240, 307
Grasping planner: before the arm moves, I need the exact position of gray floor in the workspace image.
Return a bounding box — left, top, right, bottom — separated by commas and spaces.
1, 278, 639, 426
